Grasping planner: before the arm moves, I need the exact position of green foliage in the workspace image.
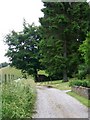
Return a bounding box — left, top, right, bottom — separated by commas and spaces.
69, 79, 90, 88
79, 32, 90, 74
77, 64, 88, 79
2, 79, 36, 119
69, 80, 82, 87
39, 37, 63, 80
78, 32, 90, 80
39, 2, 90, 81
4, 21, 41, 80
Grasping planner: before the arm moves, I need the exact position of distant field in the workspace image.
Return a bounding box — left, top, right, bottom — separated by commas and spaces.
38, 70, 48, 76
0, 66, 23, 83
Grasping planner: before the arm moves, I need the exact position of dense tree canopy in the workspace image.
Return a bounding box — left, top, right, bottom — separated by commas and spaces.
39, 2, 90, 81
5, 22, 41, 80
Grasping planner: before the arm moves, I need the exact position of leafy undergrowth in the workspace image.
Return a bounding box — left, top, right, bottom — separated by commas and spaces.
67, 91, 90, 107
69, 79, 90, 88
2, 77, 36, 119
37, 80, 71, 90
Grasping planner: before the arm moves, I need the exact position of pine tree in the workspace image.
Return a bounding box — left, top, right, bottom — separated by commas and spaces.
39, 2, 90, 81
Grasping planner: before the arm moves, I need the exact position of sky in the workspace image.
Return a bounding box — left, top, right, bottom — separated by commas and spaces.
0, 0, 44, 63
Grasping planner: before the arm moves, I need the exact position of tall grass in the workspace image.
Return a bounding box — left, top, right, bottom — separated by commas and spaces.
2, 78, 36, 119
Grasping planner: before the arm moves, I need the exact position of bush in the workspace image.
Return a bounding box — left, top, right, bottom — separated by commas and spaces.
69, 80, 82, 87
77, 64, 87, 80
87, 80, 90, 88
2, 78, 36, 119
82, 81, 87, 87
69, 79, 90, 88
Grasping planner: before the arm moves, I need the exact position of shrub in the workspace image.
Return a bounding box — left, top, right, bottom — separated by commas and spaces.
2, 78, 36, 119
82, 81, 87, 87
77, 64, 90, 80
69, 80, 82, 87
87, 80, 90, 88
77, 64, 87, 80
69, 79, 89, 88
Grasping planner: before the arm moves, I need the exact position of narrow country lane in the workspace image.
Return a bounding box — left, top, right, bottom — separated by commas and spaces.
33, 86, 88, 118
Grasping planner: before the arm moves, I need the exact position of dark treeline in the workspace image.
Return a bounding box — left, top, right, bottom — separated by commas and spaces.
4, 2, 90, 82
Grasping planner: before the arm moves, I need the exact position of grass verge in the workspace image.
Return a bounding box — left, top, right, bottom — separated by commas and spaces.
67, 91, 90, 107
37, 80, 71, 90
2, 77, 36, 119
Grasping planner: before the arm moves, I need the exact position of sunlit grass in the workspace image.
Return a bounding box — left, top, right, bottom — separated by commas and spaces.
38, 70, 48, 76
37, 80, 71, 90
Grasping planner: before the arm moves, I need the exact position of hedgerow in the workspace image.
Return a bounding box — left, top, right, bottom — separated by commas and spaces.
69, 79, 90, 88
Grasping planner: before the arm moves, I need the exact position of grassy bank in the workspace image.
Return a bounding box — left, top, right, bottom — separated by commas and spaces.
67, 91, 90, 107
2, 77, 36, 119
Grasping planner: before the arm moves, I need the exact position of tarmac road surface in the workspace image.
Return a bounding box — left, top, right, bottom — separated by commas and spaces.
33, 86, 89, 118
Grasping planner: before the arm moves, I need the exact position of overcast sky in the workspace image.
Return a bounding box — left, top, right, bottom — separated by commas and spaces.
0, 0, 44, 63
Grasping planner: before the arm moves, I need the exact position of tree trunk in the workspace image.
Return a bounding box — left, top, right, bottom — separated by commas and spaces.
34, 68, 38, 82
63, 38, 68, 82
63, 69, 68, 82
